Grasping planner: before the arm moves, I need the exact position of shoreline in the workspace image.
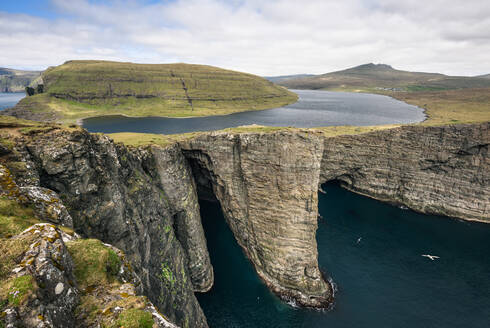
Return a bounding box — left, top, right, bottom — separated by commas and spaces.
79, 89, 426, 131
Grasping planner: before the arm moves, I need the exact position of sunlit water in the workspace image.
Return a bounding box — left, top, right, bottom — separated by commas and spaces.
83, 90, 425, 134
196, 182, 490, 328
0, 92, 25, 110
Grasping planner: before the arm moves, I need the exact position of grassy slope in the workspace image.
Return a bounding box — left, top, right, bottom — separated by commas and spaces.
0, 68, 41, 92
4, 62, 489, 148
380, 88, 490, 125
275, 63, 490, 126
107, 124, 401, 148
278, 63, 490, 91
16, 60, 297, 123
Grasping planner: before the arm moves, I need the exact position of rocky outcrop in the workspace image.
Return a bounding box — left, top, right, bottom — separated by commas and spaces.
182, 132, 333, 308
180, 122, 489, 307
1, 162, 180, 327
2, 129, 208, 327
3, 224, 79, 328
2, 121, 488, 324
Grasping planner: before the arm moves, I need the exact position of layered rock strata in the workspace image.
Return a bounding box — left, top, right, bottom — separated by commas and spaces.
1, 121, 488, 324
180, 122, 489, 307
320, 123, 489, 222
182, 132, 333, 307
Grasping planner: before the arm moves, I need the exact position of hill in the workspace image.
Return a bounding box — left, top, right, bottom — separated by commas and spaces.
8, 60, 297, 123
477, 73, 490, 79
0, 68, 41, 92
276, 63, 490, 92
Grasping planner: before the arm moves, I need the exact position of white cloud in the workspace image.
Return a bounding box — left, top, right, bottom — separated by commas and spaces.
0, 0, 489, 76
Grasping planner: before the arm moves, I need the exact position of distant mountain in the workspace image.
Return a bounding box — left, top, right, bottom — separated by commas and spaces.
0, 68, 42, 92
477, 73, 490, 79
265, 74, 315, 83
276, 63, 490, 92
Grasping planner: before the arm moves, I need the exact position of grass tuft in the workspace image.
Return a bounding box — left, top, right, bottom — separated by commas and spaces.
66, 239, 121, 290
114, 308, 154, 328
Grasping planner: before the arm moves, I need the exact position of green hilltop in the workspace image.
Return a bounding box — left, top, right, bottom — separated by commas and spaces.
274, 63, 490, 126
12, 60, 297, 123
277, 63, 490, 92
0, 68, 41, 93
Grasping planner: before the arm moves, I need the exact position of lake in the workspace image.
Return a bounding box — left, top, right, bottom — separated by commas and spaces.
83, 90, 426, 134
196, 181, 490, 328
0, 92, 25, 110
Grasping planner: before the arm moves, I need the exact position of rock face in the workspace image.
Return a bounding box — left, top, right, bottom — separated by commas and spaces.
151, 145, 213, 293
3, 129, 209, 327
180, 122, 489, 307
320, 123, 489, 222
4, 224, 80, 328
2, 121, 488, 324
182, 132, 333, 307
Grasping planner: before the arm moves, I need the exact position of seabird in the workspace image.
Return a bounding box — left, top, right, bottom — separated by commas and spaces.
421, 254, 440, 260
356, 237, 362, 244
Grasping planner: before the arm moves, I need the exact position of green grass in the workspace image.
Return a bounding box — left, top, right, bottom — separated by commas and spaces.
3, 275, 35, 307
376, 88, 490, 125
0, 198, 39, 314
67, 238, 160, 327
0, 197, 39, 239
108, 124, 403, 148
114, 308, 154, 328
14, 60, 297, 123
66, 239, 121, 290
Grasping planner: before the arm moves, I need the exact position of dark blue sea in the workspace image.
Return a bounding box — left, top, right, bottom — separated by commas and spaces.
196, 182, 490, 328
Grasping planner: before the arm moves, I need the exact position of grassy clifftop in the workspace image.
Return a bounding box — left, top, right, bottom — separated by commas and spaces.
13, 60, 297, 123
0, 68, 41, 93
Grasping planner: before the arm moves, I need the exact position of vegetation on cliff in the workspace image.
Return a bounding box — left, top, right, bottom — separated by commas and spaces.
11, 60, 297, 123
0, 68, 41, 93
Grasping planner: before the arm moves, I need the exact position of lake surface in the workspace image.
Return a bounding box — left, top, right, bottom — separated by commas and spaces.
0, 92, 25, 110
196, 182, 490, 328
83, 90, 425, 134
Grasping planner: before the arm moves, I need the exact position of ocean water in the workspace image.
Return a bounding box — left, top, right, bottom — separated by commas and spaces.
196, 181, 490, 328
83, 90, 426, 134
0, 92, 25, 110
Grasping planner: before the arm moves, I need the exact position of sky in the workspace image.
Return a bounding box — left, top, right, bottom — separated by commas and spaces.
1, 0, 489, 76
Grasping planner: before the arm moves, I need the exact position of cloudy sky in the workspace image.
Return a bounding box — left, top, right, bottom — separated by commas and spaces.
1, 0, 489, 76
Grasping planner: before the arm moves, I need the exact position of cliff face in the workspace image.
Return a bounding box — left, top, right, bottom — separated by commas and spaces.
180, 122, 489, 307
182, 132, 333, 307
320, 123, 489, 221
4, 128, 210, 327
2, 121, 488, 325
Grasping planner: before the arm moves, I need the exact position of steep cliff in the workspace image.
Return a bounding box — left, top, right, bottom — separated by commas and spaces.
0, 163, 178, 327
1, 119, 488, 325
2, 127, 211, 327
180, 122, 489, 307
320, 123, 489, 222
182, 132, 333, 308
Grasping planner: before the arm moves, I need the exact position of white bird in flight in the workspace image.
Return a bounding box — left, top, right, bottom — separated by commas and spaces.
421, 254, 440, 260
356, 237, 362, 244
